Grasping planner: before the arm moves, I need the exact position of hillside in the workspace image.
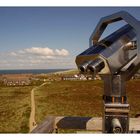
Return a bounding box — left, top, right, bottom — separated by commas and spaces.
34, 79, 140, 124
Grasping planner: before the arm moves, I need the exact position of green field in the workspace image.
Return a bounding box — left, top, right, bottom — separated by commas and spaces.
34, 80, 140, 125
0, 86, 33, 133
0, 78, 140, 133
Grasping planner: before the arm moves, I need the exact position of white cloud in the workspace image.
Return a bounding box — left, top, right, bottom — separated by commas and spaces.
10, 52, 17, 56
23, 47, 69, 57
18, 50, 26, 54
25, 47, 54, 56
39, 55, 55, 59
55, 49, 69, 56
0, 46, 74, 69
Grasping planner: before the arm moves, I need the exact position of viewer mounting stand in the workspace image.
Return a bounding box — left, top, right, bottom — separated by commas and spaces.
75, 11, 140, 133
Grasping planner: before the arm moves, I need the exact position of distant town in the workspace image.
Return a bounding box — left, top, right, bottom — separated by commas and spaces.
0, 69, 140, 87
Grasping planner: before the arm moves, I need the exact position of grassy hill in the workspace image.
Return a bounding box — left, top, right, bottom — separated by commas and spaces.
34, 79, 140, 125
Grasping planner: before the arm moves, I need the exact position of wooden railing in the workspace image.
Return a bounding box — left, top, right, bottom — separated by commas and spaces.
31, 116, 140, 133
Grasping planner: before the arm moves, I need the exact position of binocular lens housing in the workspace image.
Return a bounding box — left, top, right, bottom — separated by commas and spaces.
79, 60, 92, 72
88, 58, 105, 73
79, 58, 105, 74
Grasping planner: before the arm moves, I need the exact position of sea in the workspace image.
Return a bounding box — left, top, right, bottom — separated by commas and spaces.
0, 69, 70, 75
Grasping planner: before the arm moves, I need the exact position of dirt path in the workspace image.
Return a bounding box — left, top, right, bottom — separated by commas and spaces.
29, 82, 47, 132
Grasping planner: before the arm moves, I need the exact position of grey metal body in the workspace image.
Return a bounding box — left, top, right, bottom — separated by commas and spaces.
75, 11, 140, 133
76, 24, 137, 76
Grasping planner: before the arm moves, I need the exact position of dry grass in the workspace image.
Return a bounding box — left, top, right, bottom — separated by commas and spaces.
35, 79, 140, 125
34, 80, 103, 124
0, 78, 139, 133
127, 79, 140, 117
0, 86, 33, 133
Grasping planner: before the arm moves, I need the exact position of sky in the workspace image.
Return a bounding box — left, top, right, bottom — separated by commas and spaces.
0, 7, 140, 69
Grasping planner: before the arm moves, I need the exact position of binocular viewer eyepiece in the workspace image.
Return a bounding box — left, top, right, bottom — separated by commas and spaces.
76, 23, 138, 76
79, 58, 105, 74
78, 39, 137, 75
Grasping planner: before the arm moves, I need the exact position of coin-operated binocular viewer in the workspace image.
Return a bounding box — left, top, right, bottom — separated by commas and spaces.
75, 11, 140, 133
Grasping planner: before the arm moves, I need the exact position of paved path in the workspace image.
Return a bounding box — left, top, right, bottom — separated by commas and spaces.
29, 82, 47, 132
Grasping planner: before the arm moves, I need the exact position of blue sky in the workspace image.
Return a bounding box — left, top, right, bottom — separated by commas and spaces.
0, 7, 140, 69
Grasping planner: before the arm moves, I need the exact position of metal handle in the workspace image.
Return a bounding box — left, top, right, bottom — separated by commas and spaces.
89, 11, 139, 46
